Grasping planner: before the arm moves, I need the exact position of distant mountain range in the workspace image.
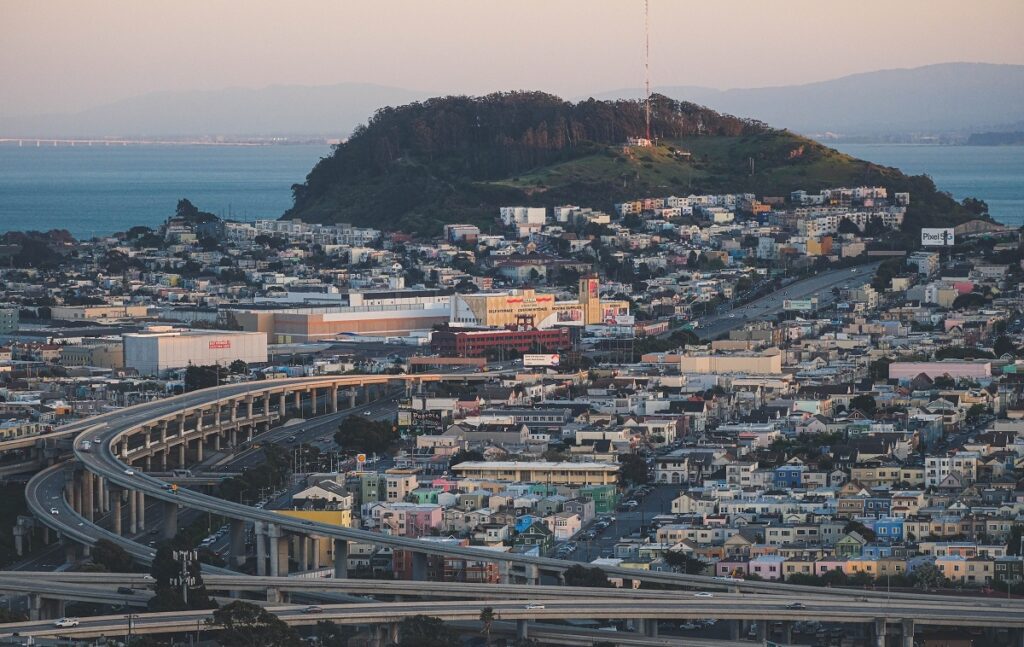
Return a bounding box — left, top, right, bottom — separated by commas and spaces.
594, 63, 1024, 138
2, 63, 1023, 139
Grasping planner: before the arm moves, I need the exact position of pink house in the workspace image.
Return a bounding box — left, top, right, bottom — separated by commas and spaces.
405, 505, 444, 538
430, 477, 460, 493
716, 560, 748, 578
814, 558, 847, 577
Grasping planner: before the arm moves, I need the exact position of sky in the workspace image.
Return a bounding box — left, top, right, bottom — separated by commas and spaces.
2, 0, 1023, 117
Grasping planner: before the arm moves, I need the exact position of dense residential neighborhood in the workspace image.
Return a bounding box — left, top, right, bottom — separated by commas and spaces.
0, 184, 1022, 643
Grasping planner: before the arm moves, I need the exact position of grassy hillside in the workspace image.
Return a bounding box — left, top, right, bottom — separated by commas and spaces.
284, 93, 982, 236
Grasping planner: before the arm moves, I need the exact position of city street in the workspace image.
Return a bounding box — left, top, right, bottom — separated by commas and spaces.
567, 484, 680, 563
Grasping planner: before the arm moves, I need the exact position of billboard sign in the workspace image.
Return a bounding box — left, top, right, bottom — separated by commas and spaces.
208, 340, 231, 349
921, 228, 955, 246
523, 353, 560, 367
783, 298, 818, 312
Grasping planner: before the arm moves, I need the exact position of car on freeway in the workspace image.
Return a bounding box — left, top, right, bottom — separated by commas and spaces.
54, 618, 80, 627
786, 602, 806, 610
124, 469, 135, 476
524, 604, 545, 610
694, 592, 714, 598
49, 507, 59, 515
117, 586, 134, 595
94, 437, 103, 444
301, 605, 324, 614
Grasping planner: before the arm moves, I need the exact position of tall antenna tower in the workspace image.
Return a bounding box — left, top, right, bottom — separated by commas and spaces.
644, 0, 651, 142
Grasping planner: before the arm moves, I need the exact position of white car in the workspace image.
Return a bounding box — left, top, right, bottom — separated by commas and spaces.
54, 618, 80, 627
124, 469, 135, 476
694, 592, 714, 598
524, 604, 545, 610
49, 507, 60, 515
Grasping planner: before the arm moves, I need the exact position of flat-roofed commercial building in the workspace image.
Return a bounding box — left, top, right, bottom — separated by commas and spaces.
889, 361, 991, 381
232, 289, 451, 342
123, 328, 267, 375
678, 348, 783, 375
451, 276, 628, 329
51, 305, 150, 321
60, 341, 124, 369
451, 461, 619, 486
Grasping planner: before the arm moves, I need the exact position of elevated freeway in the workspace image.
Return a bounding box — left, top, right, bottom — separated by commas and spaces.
13, 369, 1024, 646
2, 595, 1024, 643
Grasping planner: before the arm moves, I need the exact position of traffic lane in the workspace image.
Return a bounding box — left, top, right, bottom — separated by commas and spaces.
698, 263, 878, 339
567, 485, 678, 562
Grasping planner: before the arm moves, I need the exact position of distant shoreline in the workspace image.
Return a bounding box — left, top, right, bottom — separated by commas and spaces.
0, 138, 336, 148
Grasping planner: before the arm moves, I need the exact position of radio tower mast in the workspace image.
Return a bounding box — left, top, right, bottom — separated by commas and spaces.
644, 0, 651, 142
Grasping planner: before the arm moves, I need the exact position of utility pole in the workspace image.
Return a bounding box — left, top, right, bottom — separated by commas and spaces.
171, 549, 199, 607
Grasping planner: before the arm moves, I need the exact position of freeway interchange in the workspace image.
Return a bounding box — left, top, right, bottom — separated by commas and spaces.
8, 369, 1024, 645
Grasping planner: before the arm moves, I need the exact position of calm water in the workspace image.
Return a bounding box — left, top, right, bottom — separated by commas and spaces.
0, 142, 1021, 238
0, 144, 330, 238
834, 144, 1024, 227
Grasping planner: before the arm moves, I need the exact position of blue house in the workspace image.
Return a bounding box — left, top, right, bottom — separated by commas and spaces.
870, 517, 904, 543
774, 465, 804, 489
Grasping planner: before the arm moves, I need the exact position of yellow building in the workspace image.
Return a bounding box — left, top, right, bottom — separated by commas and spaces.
450, 276, 629, 329
277, 508, 353, 529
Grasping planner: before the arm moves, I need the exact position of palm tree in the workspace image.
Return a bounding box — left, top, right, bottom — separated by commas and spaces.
479, 606, 495, 646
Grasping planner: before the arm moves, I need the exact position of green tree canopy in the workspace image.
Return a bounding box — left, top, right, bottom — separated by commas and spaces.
563, 564, 613, 588
394, 615, 462, 647
210, 601, 302, 647
334, 415, 399, 455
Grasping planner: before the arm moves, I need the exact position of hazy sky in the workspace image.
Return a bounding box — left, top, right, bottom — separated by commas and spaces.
3, 0, 1023, 116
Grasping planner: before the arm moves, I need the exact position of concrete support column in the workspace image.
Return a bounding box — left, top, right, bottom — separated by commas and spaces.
516, 619, 529, 641
177, 443, 185, 467
364, 385, 372, 404
348, 390, 356, 409
230, 428, 237, 448
82, 471, 94, 522
160, 421, 168, 445
875, 618, 888, 647
265, 587, 281, 603
230, 519, 246, 568
63, 540, 78, 566
255, 521, 267, 576
311, 537, 321, 570
96, 475, 106, 513
297, 535, 308, 572
526, 563, 539, 585
330, 386, 339, 413
499, 561, 511, 584
755, 620, 766, 642
782, 621, 793, 644
128, 488, 138, 534
246, 397, 254, 419
293, 390, 301, 414
268, 524, 283, 577
195, 409, 203, 432
214, 405, 222, 427
159, 449, 168, 471
279, 393, 287, 415
144, 454, 152, 472
901, 619, 915, 647
112, 490, 123, 535
728, 620, 740, 641
333, 538, 348, 578
195, 437, 204, 462
310, 388, 318, 415
213, 433, 221, 452
73, 472, 83, 515
263, 396, 270, 418
388, 623, 399, 645
230, 399, 238, 422
137, 491, 145, 531
28, 594, 40, 622
161, 501, 178, 540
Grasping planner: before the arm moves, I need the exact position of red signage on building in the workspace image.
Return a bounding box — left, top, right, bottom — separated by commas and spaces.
208, 340, 231, 349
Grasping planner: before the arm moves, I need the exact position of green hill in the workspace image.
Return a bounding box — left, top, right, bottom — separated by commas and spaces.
285, 92, 982, 236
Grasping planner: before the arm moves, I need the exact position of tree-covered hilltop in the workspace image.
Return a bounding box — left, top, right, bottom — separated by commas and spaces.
284, 91, 986, 236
